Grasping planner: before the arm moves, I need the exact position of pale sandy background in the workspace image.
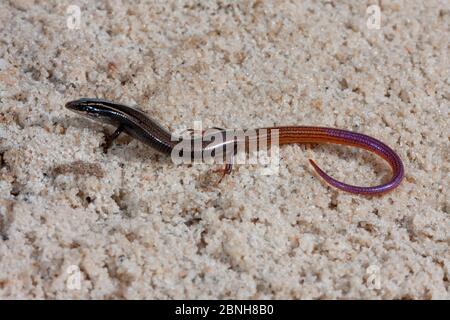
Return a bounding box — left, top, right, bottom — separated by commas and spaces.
0, 0, 449, 299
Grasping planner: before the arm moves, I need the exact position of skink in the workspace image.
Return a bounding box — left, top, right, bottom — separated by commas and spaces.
65, 98, 404, 195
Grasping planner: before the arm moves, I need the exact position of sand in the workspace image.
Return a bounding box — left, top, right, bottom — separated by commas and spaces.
0, 0, 448, 299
